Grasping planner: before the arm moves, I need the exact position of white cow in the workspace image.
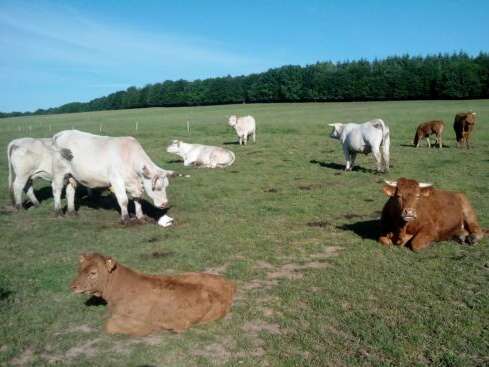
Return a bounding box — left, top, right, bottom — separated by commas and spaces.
7, 138, 58, 209
228, 115, 256, 145
328, 118, 390, 172
166, 140, 235, 168
52, 130, 175, 222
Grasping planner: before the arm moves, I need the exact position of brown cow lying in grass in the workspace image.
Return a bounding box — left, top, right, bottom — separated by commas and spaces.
379, 178, 484, 252
71, 253, 236, 336
453, 112, 476, 148
413, 120, 444, 148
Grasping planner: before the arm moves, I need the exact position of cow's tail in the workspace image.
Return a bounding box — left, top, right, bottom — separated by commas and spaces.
376, 119, 390, 171
7, 141, 16, 204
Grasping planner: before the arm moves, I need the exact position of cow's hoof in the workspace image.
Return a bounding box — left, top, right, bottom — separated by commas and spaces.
55, 210, 64, 218
14, 204, 22, 211
120, 217, 130, 225
67, 211, 79, 217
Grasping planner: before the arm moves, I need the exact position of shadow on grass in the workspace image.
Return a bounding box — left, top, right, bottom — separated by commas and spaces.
400, 144, 450, 148
166, 159, 184, 164
223, 141, 239, 145
85, 296, 107, 307
77, 189, 168, 221
23, 186, 54, 209
310, 160, 376, 173
336, 219, 380, 240
0, 288, 12, 301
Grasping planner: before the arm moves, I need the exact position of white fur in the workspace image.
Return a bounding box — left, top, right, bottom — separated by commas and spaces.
52, 130, 174, 221
167, 140, 235, 168
329, 118, 390, 172
228, 115, 256, 145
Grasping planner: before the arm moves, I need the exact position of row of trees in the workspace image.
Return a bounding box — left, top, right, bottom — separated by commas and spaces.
2, 52, 488, 118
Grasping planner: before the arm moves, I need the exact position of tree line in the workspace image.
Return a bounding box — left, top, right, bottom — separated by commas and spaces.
2, 52, 488, 118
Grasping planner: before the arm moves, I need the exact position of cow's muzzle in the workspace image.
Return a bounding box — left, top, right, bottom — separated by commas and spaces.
401, 208, 416, 221
159, 202, 169, 209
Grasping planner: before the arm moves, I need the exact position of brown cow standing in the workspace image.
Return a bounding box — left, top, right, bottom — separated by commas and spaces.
413, 120, 444, 148
378, 178, 484, 252
453, 112, 477, 148
71, 253, 236, 336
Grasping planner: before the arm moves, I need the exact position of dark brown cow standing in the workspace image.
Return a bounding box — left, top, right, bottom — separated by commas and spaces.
71, 253, 236, 336
453, 112, 477, 148
413, 120, 444, 148
378, 178, 483, 252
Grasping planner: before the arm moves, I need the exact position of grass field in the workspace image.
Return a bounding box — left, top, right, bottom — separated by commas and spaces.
0, 100, 488, 366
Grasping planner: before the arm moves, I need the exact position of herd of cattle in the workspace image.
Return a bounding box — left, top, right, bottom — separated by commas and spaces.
5, 111, 485, 335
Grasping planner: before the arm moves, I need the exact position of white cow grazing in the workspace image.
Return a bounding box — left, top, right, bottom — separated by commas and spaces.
7, 138, 58, 209
328, 118, 390, 172
52, 130, 175, 222
228, 115, 256, 145
166, 140, 235, 168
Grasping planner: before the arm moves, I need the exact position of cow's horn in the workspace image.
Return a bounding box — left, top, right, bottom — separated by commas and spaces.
418, 182, 432, 188
384, 180, 397, 187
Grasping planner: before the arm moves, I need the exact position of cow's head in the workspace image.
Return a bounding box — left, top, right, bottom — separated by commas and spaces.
228, 115, 238, 127
142, 166, 175, 209
383, 178, 433, 221
71, 253, 116, 297
166, 140, 182, 154
328, 123, 344, 139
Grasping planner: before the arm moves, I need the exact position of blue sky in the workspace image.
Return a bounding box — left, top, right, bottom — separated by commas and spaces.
1, 0, 488, 112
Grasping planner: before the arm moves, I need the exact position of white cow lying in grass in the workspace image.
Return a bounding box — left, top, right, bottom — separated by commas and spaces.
7, 137, 60, 209
166, 140, 235, 168
228, 115, 256, 145
52, 130, 175, 223
328, 118, 390, 172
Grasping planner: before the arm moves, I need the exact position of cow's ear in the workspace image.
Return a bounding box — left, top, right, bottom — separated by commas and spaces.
142, 165, 151, 179
383, 180, 397, 197
105, 257, 116, 272
419, 182, 433, 197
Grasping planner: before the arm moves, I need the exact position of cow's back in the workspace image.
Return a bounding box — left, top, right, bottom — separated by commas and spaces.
401, 190, 464, 241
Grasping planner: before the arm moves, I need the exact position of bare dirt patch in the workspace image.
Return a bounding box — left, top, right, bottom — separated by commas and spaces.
10, 348, 34, 366
242, 320, 282, 336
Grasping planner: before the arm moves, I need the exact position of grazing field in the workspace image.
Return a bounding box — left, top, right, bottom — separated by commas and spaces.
0, 100, 488, 366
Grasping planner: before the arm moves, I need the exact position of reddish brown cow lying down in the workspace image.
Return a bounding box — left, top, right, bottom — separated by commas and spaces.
379, 178, 484, 252
71, 253, 236, 336
413, 120, 444, 148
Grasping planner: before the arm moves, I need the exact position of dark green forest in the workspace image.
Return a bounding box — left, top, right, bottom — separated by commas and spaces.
2, 52, 488, 118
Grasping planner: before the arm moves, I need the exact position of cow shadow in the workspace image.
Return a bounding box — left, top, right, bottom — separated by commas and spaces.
310, 160, 375, 173
85, 296, 107, 307
23, 186, 53, 209
336, 219, 380, 241
167, 159, 183, 164
76, 189, 168, 221
400, 144, 450, 148
223, 141, 239, 145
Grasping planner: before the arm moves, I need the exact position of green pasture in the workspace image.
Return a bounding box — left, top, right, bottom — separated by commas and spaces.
0, 100, 488, 366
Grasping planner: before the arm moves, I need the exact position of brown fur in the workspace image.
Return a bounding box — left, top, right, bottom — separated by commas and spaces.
71, 253, 236, 336
453, 112, 476, 148
379, 178, 483, 252
413, 120, 444, 148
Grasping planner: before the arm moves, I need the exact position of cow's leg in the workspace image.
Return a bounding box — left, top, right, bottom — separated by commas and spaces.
65, 181, 77, 215
410, 232, 434, 252
51, 175, 65, 216
350, 152, 357, 169
458, 195, 484, 244
183, 159, 193, 167
134, 199, 144, 220
243, 135, 248, 145
110, 180, 130, 223
12, 176, 28, 209
342, 146, 352, 171
371, 147, 383, 172
238, 136, 242, 145
25, 180, 40, 207
252, 131, 256, 144
379, 233, 393, 246
426, 136, 431, 148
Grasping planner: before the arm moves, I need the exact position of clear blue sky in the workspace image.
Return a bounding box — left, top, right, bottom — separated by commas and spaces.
1, 0, 488, 112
